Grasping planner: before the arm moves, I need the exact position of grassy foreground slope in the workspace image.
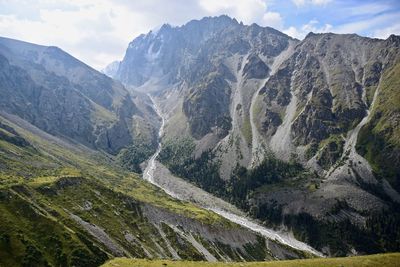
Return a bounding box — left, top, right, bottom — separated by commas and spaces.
0, 114, 233, 266
103, 253, 400, 267
0, 114, 312, 266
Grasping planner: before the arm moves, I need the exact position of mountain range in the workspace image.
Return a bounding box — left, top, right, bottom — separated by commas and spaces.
0, 15, 399, 266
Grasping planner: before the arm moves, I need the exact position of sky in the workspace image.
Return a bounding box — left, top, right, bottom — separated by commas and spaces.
0, 0, 399, 70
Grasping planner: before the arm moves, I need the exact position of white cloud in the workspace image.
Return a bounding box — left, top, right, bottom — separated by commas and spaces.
283, 19, 332, 39
284, 11, 400, 40
373, 23, 400, 39
302, 19, 332, 33
198, 0, 267, 25
292, 0, 305, 6
334, 12, 400, 35
0, 0, 158, 69
344, 2, 391, 16
311, 0, 332, 5
292, 0, 332, 7
262, 11, 284, 29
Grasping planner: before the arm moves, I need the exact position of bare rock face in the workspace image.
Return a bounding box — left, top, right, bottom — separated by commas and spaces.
183, 74, 232, 139
0, 53, 96, 147
260, 32, 400, 175
102, 60, 120, 78
243, 54, 270, 79
114, 16, 291, 144
253, 33, 400, 255
116, 16, 239, 87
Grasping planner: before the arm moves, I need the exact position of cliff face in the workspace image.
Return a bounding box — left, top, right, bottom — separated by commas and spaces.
254, 33, 400, 218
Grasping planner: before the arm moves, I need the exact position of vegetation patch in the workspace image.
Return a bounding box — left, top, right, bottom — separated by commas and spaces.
117, 140, 156, 173
228, 156, 307, 209
356, 62, 400, 192
316, 134, 345, 170
158, 138, 226, 197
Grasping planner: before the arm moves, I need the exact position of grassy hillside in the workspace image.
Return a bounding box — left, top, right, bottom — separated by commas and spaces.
0, 117, 228, 226
357, 61, 400, 192
102, 253, 400, 267
1, 115, 309, 266
0, 116, 241, 266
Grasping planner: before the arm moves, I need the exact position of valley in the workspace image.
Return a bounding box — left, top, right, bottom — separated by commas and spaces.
142, 94, 322, 256
0, 10, 399, 267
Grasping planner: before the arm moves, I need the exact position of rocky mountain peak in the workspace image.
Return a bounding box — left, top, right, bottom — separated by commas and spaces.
114, 15, 251, 87
386, 34, 400, 46
102, 60, 120, 78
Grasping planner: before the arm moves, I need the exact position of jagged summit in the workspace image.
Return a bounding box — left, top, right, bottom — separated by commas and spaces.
386, 33, 400, 44
101, 60, 120, 77
113, 15, 291, 87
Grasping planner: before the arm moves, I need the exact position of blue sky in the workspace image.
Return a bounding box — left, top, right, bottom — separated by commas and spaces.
271, 0, 400, 38
0, 0, 399, 69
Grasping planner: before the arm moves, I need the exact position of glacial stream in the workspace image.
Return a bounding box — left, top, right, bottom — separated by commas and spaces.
143, 94, 323, 257
143, 94, 165, 185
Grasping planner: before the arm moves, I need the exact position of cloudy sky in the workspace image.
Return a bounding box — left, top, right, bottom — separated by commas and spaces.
1, 0, 399, 70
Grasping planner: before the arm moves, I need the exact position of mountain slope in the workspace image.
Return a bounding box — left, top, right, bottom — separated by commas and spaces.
0, 36, 158, 155
110, 16, 400, 256
356, 36, 400, 193
111, 15, 296, 172
0, 112, 311, 266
